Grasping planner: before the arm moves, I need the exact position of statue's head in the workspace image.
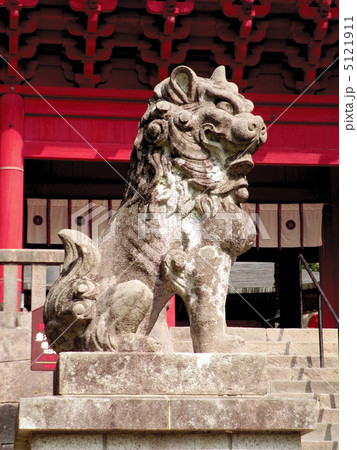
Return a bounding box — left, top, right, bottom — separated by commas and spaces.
123, 65, 266, 207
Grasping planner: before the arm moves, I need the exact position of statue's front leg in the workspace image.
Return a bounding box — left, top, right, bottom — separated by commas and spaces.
163, 247, 245, 353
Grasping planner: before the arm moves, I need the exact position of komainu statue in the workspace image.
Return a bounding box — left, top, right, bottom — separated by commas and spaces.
44, 66, 267, 353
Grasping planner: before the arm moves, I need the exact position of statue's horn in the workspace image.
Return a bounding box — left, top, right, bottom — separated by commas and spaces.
210, 66, 227, 83
58, 230, 100, 276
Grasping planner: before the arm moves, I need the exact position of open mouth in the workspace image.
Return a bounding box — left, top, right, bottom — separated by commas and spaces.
225, 157, 255, 176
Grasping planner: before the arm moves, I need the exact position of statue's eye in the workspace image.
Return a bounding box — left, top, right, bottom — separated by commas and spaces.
216, 101, 234, 114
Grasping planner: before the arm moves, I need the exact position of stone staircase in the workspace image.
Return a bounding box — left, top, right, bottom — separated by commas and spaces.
170, 327, 339, 450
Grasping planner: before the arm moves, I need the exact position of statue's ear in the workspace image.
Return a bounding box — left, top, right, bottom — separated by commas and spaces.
169, 66, 197, 103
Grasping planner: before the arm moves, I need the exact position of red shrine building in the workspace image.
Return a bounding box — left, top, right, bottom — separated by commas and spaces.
0, 0, 338, 327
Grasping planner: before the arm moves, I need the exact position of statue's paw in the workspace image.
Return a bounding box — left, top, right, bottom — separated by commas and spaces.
111, 333, 162, 353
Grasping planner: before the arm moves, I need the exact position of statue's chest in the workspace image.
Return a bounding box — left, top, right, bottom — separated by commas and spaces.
181, 206, 255, 257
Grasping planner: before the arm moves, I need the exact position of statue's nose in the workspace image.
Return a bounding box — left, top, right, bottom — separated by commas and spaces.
232, 113, 267, 146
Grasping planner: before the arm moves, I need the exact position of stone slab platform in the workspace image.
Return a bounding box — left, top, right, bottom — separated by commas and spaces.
55, 352, 267, 396
16, 352, 317, 449
18, 395, 316, 433
27, 432, 303, 450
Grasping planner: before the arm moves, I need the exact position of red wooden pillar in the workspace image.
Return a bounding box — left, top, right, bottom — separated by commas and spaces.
0, 93, 24, 308
166, 295, 175, 327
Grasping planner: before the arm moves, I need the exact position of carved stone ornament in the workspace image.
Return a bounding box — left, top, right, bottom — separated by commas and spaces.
44, 65, 267, 353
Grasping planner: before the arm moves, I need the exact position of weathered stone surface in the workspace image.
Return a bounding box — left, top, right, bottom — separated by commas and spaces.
232, 433, 301, 449
267, 355, 339, 369
270, 380, 339, 395
301, 443, 339, 450
301, 423, 339, 442
44, 65, 267, 354
170, 327, 339, 344
107, 433, 231, 449
17, 432, 304, 450
56, 352, 267, 396
17, 396, 316, 433
290, 368, 339, 381
19, 397, 170, 432
107, 433, 302, 450
317, 408, 339, 423
0, 312, 31, 329
31, 434, 104, 450
30, 264, 47, 311
0, 249, 64, 264
318, 394, 339, 409
245, 341, 338, 356
169, 397, 316, 432
3, 265, 18, 312
0, 361, 54, 402
0, 327, 31, 362
0, 403, 18, 445
265, 328, 338, 343
266, 367, 339, 382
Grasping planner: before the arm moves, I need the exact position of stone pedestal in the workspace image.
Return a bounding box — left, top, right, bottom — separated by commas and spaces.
16, 353, 316, 449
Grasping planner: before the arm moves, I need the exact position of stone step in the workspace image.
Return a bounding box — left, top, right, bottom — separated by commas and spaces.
291, 368, 339, 381
270, 380, 338, 395
318, 394, 339, 409
301, 423, 339, 442
172, 340, 339, 356
269, 392, 339, 414
267, 355, 339, 369
265, 328, 338, 343
170, 327, 339, 343
173, 341, 193, 353
245, 341, 338, 356
301, 442, 339, 450
317, 408, 339, 424
266, 367, 339, 381
269, 393, 316, 401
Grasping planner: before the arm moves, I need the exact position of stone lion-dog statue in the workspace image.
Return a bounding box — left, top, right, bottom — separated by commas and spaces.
44, 66, 267, 353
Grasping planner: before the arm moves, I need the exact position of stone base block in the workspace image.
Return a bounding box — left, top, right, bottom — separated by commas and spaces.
28, 432, 302, 450
18, 396, 316, 433
16, 352, 317, 449
55, 352, 267, 396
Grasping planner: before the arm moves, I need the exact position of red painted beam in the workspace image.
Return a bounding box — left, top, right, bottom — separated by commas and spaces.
23, 141, 132, 161
253, 147, 338, 166
0, 86, 338, 166
23, 141, 338, 166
